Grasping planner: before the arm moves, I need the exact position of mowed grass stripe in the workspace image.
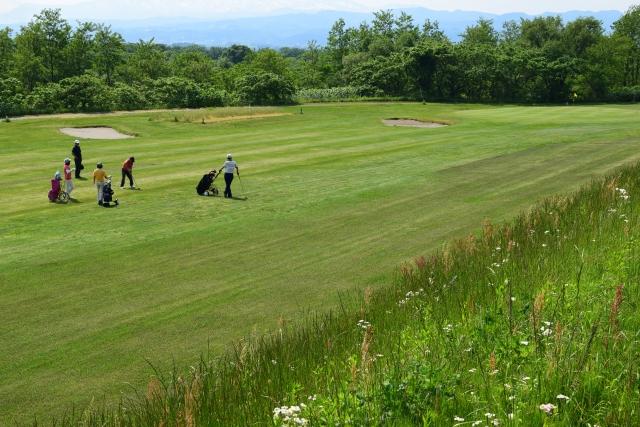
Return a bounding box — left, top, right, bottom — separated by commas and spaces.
1, 103, 640, 423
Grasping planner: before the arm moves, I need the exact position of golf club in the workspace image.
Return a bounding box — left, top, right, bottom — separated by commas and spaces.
237, 174, 246, 196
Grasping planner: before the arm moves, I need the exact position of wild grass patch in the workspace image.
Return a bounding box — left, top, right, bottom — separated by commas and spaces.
56, 162, 640, 426
148, 107, 288, 124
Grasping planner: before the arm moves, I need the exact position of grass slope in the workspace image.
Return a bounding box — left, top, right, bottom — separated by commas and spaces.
0, 103, 639, 423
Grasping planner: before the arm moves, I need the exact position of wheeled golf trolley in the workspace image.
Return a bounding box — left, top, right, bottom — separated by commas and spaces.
48, 178, 69, 203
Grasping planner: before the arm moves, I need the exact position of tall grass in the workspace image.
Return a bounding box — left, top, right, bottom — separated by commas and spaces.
53, 163, 640, 426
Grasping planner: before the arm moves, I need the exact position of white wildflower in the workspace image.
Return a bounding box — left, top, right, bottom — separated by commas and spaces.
485, 412, 495, 419
454, 416, 465, 422
472, 421, 483, 427
539, 403, 556, 415
508, 413, 514, 420
357, 320, 371, 329
469, 368, 477, 373
556, 394, 571, 401
520, 340, 529, 346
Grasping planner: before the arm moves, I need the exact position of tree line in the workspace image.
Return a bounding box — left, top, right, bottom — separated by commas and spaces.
1, 6, 639, 116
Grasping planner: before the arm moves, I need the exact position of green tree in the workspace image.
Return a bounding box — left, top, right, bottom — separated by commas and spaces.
395, 12, 419, 48
0, 28, 15, 76
32, 9, 71, 82
500, 20, 521, 44
563, 17, 603, 57
404, 41, 448, 100
421, 19, 447, 43
170, 49, 217, 83
125, 39, 170, 82
520, 16, 563, 49
612, 5, 640, 86
249, 49, 291, 78
460, 18, 498, 46
93, 25, 124, 85
223, 44, 252, 65
13, 29, 45, 89
65, 22, 96, 77
327, 18, 348, 70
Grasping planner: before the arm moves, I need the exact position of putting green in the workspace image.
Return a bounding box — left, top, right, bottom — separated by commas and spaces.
1, 103, 639, 423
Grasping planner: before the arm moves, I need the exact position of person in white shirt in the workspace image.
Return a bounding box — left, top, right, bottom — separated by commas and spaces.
220, 154, 239, 198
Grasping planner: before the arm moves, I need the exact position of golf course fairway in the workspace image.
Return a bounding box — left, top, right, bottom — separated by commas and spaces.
1, 103, 639, 423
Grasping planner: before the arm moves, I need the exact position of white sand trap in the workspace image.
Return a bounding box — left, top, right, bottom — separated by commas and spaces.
383, 119, 448, 128
60, 127, 133, 139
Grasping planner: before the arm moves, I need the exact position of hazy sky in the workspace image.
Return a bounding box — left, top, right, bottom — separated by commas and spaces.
0, 0, 635, 19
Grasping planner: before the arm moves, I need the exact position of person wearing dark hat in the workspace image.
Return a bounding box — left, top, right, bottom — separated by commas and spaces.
71, 140, 84, 179
121, 156, 135, 188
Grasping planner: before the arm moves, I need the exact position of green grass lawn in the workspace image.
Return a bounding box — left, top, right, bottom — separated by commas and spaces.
1, 103, 639, 423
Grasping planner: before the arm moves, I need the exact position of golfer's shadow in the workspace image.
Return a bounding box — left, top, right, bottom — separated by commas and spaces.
230, 196, 248, 201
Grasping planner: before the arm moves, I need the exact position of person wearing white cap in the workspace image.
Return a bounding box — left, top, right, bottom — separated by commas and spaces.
220, 154, 239, 198
71, 139, 84, 179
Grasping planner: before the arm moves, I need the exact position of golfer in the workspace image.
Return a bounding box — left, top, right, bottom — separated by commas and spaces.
121, 156, 135, 188
63, 158, 75, 196
93, 162, 108, 205
71, 140, 83, 178
220, 154, 239, 198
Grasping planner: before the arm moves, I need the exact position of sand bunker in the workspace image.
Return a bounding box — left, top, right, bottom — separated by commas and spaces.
60, 127, 133, 139
383, 119, 448, 128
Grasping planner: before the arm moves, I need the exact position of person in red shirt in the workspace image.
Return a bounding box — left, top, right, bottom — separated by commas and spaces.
120, 156, 135, 188
63, 158, 75, 196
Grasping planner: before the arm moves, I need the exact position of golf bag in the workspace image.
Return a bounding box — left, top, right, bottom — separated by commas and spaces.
196, 171, 219, 196
48, 178, 69, 203
48, 179, 61, 202
102, 179, 119, 207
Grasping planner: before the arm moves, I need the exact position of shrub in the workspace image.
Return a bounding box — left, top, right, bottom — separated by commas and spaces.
112, 82, 149, 111
58, 74, 114, 112
197, 86, 227, 107
22, 83, 63, 114
609, 86, 640, 102
296, 86, 369, 102
151, 77, 202, 108
235, 72, 295, 106
0, 78, 24, 117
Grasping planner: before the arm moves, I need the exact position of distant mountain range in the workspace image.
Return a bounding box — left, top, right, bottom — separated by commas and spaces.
0, 7, 623, 47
